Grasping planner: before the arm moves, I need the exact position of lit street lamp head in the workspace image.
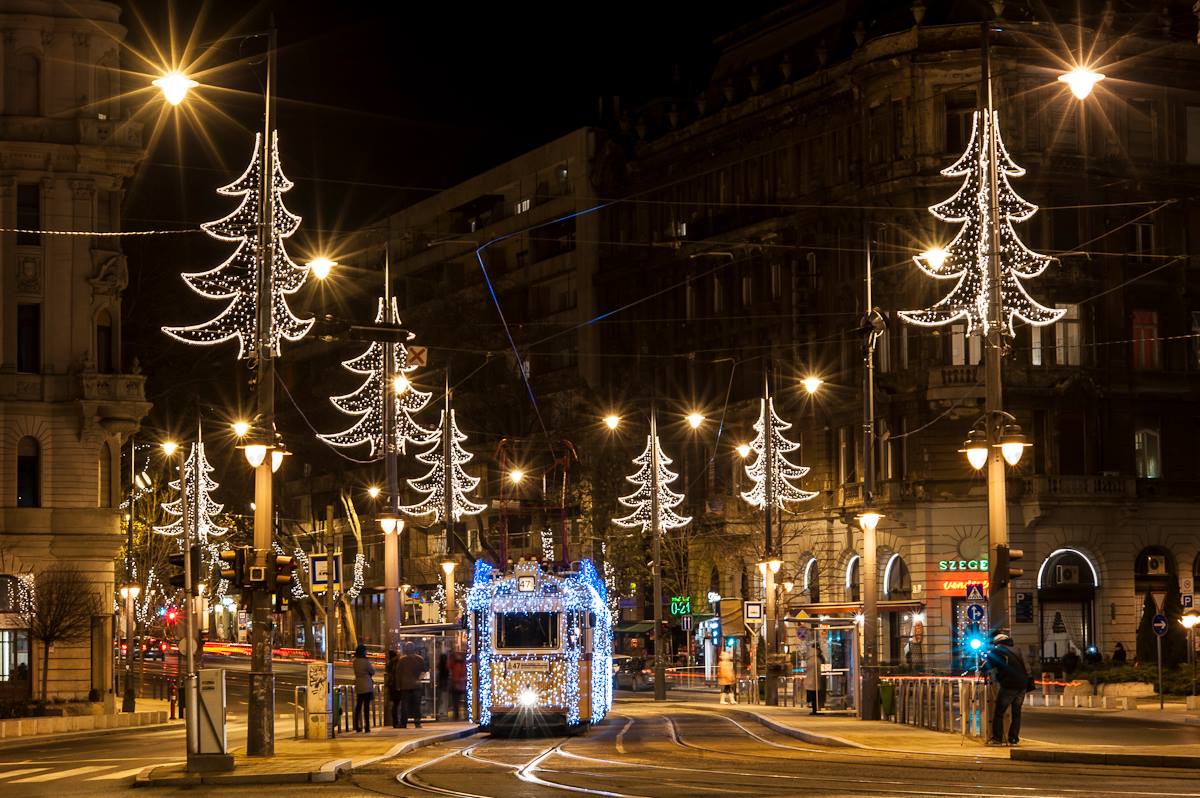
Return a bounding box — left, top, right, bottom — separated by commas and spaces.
153, 71, 198, 106
919, 247, 948, 271
857, 510, 884, 533
801, 376, 823, 395
960, 425, 990, 471
160, 440, 179, 457
393, 374, 410, 395
686, 412, 705, 429
603, 414, 621, 430
368, 485, 381, 499
243, 443, 268, 469
1058, 66, 1105, 100
508, 469, 525, 485
306, 257, 336, 280
232, 420, 251, 438
736, 443, 751, 458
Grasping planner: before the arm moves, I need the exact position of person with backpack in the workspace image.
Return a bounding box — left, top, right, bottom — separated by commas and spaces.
983, 632, 1032, 746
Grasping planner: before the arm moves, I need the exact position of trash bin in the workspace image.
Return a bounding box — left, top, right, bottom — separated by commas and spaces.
879, 682, 895, 717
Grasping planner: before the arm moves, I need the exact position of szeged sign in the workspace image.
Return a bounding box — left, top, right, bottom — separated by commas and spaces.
938, 559, 988, 572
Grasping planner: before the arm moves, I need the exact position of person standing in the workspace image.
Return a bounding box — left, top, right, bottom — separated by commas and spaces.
386, 649, 402, 727
984, 633, 1031, 746
436, 651, 449, 718
717, 649, 736, 704
1111, 641, 1127, 665
449, 649, 467, 721
352, 644, 376, 733
804, 639, 822, 715
397, 642, 426, 728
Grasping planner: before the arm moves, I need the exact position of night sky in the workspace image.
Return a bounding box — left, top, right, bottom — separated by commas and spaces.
119, 0, 781, 440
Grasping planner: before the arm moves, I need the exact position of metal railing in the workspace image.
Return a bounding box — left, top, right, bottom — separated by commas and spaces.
882, 676, 990, 740
293, 684, 389, 738
732, 675, 807, 706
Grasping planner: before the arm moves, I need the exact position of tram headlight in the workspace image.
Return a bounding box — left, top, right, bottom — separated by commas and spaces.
517, 687, 539, 708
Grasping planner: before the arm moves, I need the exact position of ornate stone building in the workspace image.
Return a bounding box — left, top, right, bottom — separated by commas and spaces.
0, 0, 148, 702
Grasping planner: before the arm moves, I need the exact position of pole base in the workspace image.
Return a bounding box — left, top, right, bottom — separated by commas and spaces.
186, 753, 235, 774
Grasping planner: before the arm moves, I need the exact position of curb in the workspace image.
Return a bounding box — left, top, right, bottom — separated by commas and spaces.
134, 726, 478, 787
0, 718, 183, 750
1012, 749, 1200, 768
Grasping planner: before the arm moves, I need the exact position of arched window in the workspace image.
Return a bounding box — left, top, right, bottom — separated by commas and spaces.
16, 437, 40, 507
803, 558, 820, 604
7, 53, 40, 115
97, 442, 112, 508
884, 554, 912, 600
846, 555, 860, 603
96, 310, 114, 373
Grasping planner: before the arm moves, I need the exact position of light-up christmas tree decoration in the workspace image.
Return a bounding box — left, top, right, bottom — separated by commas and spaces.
318, 296, 434, 457
899, 110, 1063, 337
163, 131, 314, 357
741, 396, 818, 510
401, 408, 487, 522
613, 431, 691, 534
154, 441, 229, 547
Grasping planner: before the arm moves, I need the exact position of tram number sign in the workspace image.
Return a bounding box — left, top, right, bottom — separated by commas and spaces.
517, 576, 536, 592
670, 595, 691, 616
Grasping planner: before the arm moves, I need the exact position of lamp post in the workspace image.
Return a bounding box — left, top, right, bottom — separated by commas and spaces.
441, 560, 458, 625
161, 439, 197, 762
649, 407, 666, 701
1183, 610, 1200, 697
119, 582, 140, 712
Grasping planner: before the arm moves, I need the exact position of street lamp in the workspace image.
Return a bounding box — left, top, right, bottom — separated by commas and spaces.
152, 71, 198, 105
441, 560, 458, 625
508, 469, 525, 485
736, 443, 751, 459
1058, 66, 1105, 100
604, 414, 621, 430
119, 581, 141, 713
686, 412, 705, 430
1182, 609, 1200, 697
801, 376, 823, 395
367, 485, 381, 499
305, 256, 336, 281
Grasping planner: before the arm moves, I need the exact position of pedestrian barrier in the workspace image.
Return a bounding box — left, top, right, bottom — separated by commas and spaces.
882, 676, 990, 741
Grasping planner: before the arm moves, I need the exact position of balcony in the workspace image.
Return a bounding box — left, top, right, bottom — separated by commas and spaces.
926, 365, 984, 403
1019, 475, 1136, 501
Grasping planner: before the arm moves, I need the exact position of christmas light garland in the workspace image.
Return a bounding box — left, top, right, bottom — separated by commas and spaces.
613, 434, 691, 533
401, 409, 487, 522
899, 110, 1063, 337
319, 296, 435, 457
163, 131, 314, 358
154, 442, 229, 547
467, 560, 611, 727
741, 396, 818, 509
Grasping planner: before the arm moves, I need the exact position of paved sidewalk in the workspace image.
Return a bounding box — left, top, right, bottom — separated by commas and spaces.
679, 699, 1200, 768
135, 722, 476, 786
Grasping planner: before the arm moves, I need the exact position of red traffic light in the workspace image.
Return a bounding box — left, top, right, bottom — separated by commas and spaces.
166, 608, 179, 623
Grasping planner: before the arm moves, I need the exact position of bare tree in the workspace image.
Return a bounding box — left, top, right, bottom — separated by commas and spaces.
22, 565, 103, 701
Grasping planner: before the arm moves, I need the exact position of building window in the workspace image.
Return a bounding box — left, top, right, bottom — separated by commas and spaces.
1127, 99, 1156, 159
1131, 310, 1159, 369
950, 324, 982, 366
17, 305, 40, 373
685, 279, 696, 320
513, 198, 530, 215
770, 261, 782, 300
96, 310, 114, 373
899, 325, 908, 368
0, 575, 17, 612
876, 327, 890, 373
16, 184, 39, 246
17, 437, 40, 508
1134, 428, 1161, 479
741, 274, 753, 306
838, 427, 857, 485
1054, 304, 1081, 366
98, 442, 112, 508
712, 276, 725, 313
7, 53, 39, 116
1134, 222, 1155, 262
944, 89, 976, 152
1187, 106, 1200, 165
1031, 325, 1043, 366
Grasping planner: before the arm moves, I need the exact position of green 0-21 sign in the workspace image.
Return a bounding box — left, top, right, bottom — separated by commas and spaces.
670, 595, 692, 615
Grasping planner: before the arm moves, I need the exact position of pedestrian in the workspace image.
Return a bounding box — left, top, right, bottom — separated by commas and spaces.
352, 643, 376, 733
397, 642, 426, 728
449, 649, 467, 721
804, 639, 822, 715
983, 632, 1032, 746
436, 651, 449, 717
386, 649, 402, 727
1061, 646, 1080, 676
717, 649, 736, 704
1111, 642, 1127, 665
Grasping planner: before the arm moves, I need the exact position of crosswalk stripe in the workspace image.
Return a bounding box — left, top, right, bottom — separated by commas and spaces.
85, 766, 151, 781
11, 765, 110, 782
0, 768, 50, 780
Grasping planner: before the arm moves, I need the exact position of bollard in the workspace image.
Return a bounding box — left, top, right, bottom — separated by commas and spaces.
168, 680, 177, 720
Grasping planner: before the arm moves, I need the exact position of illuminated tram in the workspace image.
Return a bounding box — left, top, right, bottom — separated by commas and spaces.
466, 558, 612, 733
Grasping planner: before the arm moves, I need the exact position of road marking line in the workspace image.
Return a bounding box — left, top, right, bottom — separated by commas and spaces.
616, 718, 634, 754
85, 766, 153, 780
11, 765, 110, 782
0, 768, 50, 780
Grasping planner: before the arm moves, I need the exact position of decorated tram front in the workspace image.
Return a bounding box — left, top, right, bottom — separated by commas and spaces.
466, 559, 612, 732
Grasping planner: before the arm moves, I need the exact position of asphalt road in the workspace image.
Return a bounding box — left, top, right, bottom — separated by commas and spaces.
1022, 706, 1200, 746
5, 697, 1199, 797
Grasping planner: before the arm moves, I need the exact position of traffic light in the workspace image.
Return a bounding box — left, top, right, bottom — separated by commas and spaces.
994, 544, 1025, 587
167, 546, 203, 594
964, 624, 987, 656
269, 553, 297, 589
218, 547, 248, 587
272, 590, 289, 613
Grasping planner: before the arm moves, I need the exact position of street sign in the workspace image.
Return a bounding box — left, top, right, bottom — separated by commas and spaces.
966, 603, 987, 623
408, 346, 428, 367
965, 583, 986, 602
1184, 594, 1194, 610
310, 554, 342, 591
1182, 576, 1194, 595
680, 615, 692, 632
670, 595, 692, 615
1152, 614, 1169, 637
1151, 591, 1166, 613
743, 600, 764, 625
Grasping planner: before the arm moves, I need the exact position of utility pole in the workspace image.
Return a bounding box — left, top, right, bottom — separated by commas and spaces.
859, 229, 884, 721
248, 22, 278, 758
325, 504, 336, 736
981, 16, 1011, 634
382, 249, 402, 651
122, 435, 137, 713
763, 367, 779, 707
179, 445, 197, 760
442, 373, 458, 625
650, 404, 666, 701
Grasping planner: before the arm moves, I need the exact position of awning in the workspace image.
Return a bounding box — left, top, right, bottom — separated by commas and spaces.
785, 599, 925, 619
613, 622, 653, 634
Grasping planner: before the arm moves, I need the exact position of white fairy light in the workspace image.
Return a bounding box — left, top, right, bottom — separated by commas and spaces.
613, 434, 691, 533
401, 409, 487, 522
154, 442, 229, 547
899, 110, 1063, 337
162, 131, 314, 358
741, 396, 818, 510
319, 296, 434, 457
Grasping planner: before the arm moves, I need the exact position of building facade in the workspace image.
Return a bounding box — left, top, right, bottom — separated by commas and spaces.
0, 0, 148, 702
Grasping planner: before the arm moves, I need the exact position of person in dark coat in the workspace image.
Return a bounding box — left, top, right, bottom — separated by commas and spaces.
386, 650, 402, 727
983, 633, 1030, 746
1061, 647, 1080, 676
352, 644, 376, 733
397, 642, 426, 728
1111, 642, 1127, 665
448, 650, 467, 721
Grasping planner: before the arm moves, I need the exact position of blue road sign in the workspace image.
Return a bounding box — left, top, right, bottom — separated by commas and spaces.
966, 603, 987, 623
1152, 614, 1169, 637
965, 583, 986, 602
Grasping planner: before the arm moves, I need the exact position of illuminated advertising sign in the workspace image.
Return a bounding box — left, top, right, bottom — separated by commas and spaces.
938, 559, 988, 572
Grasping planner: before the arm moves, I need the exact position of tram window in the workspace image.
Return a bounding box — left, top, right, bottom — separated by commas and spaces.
496, 612, 560, 649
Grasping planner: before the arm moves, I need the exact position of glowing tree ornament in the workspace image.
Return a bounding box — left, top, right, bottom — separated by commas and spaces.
401, 408, 487, 522
741, 395, 818, 510
899, 110, 1063, 337
318, 296, 434, 457
613, 430, 691, 534
163, 131, 314, 357
154, 441, 229, 548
